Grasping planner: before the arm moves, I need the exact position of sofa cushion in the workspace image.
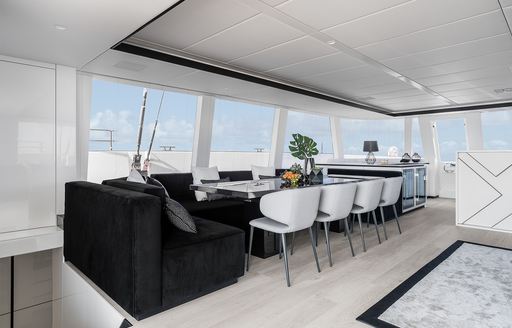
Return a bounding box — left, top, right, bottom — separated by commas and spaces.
192, 166, 220, 201
102, 178, 166, 204
151, 173, 195, 202
161, 217, 245, 308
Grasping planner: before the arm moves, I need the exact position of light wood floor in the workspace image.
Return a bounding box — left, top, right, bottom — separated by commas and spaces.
133, 199, 512, 328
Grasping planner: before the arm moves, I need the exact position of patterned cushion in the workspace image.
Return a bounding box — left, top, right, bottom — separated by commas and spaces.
147, 177, 197, 233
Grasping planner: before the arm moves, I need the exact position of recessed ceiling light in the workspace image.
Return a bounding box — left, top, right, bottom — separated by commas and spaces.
326, 40, 336, 45
54, 24, 67, 31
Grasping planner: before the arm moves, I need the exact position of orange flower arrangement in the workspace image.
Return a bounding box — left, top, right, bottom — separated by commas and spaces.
281, 170, 301, 188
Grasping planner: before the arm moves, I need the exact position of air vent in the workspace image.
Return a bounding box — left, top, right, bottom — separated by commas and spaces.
493, 88, 512, 94
113, 61, 146, 72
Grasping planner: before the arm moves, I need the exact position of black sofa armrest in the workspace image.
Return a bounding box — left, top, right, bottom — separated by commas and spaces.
64, 181, 162, 319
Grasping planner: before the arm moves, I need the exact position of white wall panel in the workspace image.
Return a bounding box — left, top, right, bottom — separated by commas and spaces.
0, 60, 55, 233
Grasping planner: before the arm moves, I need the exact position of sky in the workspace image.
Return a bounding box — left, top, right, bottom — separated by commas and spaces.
89, 79, 512, 159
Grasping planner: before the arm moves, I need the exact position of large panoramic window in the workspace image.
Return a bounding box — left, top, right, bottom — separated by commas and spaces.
88, 79, 197, 180
282, 111, 333, 167
481, 109, 512, 150
411, 118, 424, 157
209, 99, 274, 170
341, 118, 404, 157
435, 118, 467, 162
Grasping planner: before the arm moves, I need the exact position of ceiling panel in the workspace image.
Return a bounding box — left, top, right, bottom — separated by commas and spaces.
261, 0, 288, 6
266, 52, 365, 79
429, 76, 512, 93
275, 0, 410, 30
229, 36, 337, 71
380, 34, 512, 71
357, 10, 508, 60
184, 14, 304, 62
323, 0, 499, 48
134, 0, 259, 49
417, 66, 512, 87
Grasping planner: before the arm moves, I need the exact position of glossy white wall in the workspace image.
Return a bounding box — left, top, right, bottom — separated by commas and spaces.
0, 58, 56, 233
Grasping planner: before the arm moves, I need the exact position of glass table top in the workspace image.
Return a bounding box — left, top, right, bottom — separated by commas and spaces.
190, 175, 381, 199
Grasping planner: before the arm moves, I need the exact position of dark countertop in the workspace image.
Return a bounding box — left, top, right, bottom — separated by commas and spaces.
318, 162, 429, 168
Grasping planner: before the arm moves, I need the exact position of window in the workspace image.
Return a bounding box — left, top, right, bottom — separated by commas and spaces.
88, 79, 197, 180
341, 119, 404, 158
210, 99, 274, 151
90, 79, 197, 151
435, 118, 467, 162
411, 118, 424, 156
282, 111, 333, 168
209, 99, 274, 170
482, 109, 512, 150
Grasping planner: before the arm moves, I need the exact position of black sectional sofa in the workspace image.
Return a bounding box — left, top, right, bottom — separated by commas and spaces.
64, 181, 245, 320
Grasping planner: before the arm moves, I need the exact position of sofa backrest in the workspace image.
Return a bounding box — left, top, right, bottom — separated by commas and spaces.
151, 170, 255, 202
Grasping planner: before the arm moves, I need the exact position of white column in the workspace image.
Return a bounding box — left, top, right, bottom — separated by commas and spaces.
465, 112, 484, 150
268, 108, 288, 168
76, 73, 92, 181
404, 117, 413, 154
419, 116, 439, 197
330, 116, 343, 159
191, 95, 215, 168
56, 65, 77, 214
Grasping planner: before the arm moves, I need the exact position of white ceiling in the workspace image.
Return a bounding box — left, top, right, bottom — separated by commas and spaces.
81, 49, 383, 119
125, 0, 512, 114
0, 0, 177, 67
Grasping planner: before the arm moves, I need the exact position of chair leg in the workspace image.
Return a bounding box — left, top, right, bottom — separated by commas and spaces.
315, 222, 319, 247
372, 210, 381, 244
281, 234, 291, 287
351, 214, 355, 233
279, 234, 283, 259
358, 214, 366, 252
380, 207, 388, 240
393, 204, 402, 234
290, 232, 296, 255
308, 227, 321, 273
246, 226, 254, 271
323, 222, 333, 267
343, 219, 346, 237
366, 212, 370, 228
344, 218, 355, 257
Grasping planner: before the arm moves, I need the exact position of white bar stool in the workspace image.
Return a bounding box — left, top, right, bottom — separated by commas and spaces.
379, 176, 404, 240
350, 179, 385, 252
315, 183, 357, 266
246, 187, 322, 287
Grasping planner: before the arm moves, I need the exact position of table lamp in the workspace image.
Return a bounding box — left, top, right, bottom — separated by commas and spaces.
363, 141, 379, 164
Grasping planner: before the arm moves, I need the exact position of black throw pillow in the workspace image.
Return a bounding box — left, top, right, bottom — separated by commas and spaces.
146, 177, 197, 233
200, 177, 231, 201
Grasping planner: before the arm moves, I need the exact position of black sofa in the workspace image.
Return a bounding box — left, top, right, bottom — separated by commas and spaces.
64, 181, 245, 320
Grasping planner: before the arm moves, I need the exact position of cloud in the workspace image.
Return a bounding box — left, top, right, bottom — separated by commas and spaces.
90, 109, 136, 149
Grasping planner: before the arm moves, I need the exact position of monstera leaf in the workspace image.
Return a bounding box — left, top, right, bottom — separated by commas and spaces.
289, 133, 319, 160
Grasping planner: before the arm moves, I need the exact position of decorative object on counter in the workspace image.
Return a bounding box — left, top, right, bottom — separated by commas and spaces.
412, 152, 421, 162
400, 153, 412, 163
309, 166, 324, 184
289, 133, 319, 177
387, 146, 399, 158
363, 140, 379, 164
281, 170, 302, 188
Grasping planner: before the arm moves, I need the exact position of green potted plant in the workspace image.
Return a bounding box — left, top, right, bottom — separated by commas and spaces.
288, 133, 319, 178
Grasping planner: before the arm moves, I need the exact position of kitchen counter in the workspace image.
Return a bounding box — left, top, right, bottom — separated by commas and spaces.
317, 161, 428, 168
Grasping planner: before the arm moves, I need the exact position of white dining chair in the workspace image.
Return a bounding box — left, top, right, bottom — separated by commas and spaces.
350, 179, 385, 252
316, 183, 358, 266
379, 176, 404, 240
246, 187, 322, 287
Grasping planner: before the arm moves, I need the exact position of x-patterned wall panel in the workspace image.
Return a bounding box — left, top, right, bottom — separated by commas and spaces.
457, 151, 512, 232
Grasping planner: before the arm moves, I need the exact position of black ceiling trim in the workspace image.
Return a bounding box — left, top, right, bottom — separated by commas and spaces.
391, 101, 512, 117
112, 42, 391, 115
112, 0, 187, 49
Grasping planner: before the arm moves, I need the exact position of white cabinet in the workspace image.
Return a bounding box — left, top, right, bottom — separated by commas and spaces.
14, 251, 52, 311
402, 166, 427, 212
14, 302, 52, 328
0, 60, 56, 234
0, 258, 10, 316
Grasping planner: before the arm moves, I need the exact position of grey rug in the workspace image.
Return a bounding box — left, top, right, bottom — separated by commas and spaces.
357, 241, 512, 328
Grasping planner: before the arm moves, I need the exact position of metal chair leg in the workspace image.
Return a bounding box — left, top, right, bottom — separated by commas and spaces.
279, 234, 283, 259
246, 226, 254, 271
308, 227, 321, 273
393, 204, 402, 234
323, 222, 333, 267
281, 234, 291, 287
351, 214, 355, 233
344, 218, 355, 257
315, 222, 319, 246
343, 219, 346, 236
380, 207, 388, 240
372, 210, 381, 244
367, 212, 370, 228
290, 232, 296, 255
358, 214, 366, 252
